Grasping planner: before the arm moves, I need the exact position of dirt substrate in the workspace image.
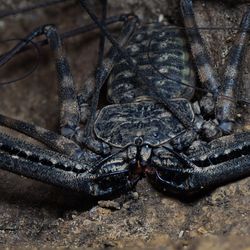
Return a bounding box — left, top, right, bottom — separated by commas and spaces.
0, 0, 249, 249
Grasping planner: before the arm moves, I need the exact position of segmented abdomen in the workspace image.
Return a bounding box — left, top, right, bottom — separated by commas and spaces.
108, 23, 196, 104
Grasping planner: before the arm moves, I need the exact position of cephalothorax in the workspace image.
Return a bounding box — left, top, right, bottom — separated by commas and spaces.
0, 0, 249, 197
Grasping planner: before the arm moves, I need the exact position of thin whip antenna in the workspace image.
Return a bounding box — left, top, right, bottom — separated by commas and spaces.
0, 0, 73, 18
0, 14, 128, 59
0, 39, 41, 85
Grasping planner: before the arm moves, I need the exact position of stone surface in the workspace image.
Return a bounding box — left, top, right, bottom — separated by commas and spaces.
0, 0, 249, 249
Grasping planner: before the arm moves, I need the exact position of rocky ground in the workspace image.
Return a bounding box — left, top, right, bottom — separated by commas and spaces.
0, 0, 249, 249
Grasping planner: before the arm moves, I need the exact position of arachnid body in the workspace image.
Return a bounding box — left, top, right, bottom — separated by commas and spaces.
0, 0, 249, 198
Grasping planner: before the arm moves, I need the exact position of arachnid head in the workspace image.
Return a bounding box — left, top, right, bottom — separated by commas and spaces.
86, 138, 190, 197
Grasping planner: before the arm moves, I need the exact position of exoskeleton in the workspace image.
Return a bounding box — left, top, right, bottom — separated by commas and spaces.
0, 0, 249, 198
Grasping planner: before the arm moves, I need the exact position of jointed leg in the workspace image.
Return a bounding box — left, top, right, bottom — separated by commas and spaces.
216, 8, 250, 133
181, 0, 250, 134
77, 14, 139, 124
0, 131, 97, 193
0, 25, 80, 138
0, 114, 84, 159
180, 0, 220, 96
75, 13, 139, 154
97, 0, 108, 68
76, 0, 111, 155
83, 0, 108, 138
0, 10, 138, 156
0, 25, 88, 158
45, 25, 80, 138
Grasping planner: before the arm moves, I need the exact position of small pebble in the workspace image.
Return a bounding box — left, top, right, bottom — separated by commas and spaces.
178, 230, 184, 238
158, 14, 164, 22
98, 200, 121, 210
131, 192, 139, 200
